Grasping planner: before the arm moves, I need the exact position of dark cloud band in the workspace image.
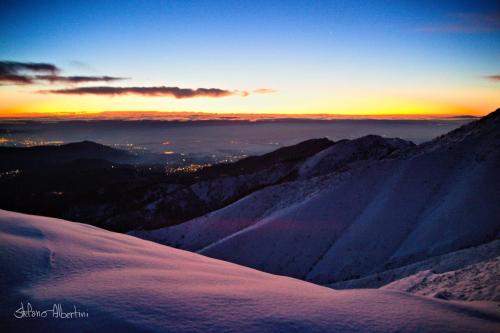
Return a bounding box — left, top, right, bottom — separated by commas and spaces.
0, 60, 124, 85
1, 60, 272, 98
0, 74, 34, 84
0, 61, 58, 84
42, 86, 247, 98
35, 75, 126, 83
0, 61, 59, 75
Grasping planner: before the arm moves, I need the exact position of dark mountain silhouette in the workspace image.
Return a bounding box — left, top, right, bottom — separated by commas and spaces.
0, 137, 335, 231
0, 140, 136, 171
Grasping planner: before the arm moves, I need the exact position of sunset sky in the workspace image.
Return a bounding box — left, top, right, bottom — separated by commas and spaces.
1, 0, 499, 117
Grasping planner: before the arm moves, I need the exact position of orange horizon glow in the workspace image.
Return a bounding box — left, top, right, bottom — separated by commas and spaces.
2, 2, 500, 123
0, 108, 492, 121
1, 83, 497, 120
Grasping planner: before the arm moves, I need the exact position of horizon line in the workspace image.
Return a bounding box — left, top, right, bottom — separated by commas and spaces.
0, 110, 488, 121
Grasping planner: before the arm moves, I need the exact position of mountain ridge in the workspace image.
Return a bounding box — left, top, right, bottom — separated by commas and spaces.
0, 140, 136, 171
132, 109, 500, 291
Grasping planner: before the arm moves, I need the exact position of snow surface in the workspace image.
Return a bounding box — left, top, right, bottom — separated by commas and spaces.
1, 209, 499, 332
298, 135, 414, 179
381, 256, 499, 302
134, 111, 500, 287
329, 240, 500, 290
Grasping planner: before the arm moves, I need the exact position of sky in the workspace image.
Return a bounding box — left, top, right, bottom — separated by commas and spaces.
0, 0, 499, 117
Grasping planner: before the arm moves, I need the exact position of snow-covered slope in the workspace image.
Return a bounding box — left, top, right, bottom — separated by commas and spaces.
382, 256, 499, 302
298, 135, 414, 179
331, 239, 500, 300
133, 109, 500, 287
103, 138, 332, 231
1, 210, 499, 332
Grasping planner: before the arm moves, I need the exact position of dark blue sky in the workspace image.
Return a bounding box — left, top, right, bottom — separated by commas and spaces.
1, 0, 499, 116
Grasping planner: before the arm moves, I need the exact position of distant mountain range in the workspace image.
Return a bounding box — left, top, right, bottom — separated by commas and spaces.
0, 140, 136, 171
132, 109, 500, 298
0, 137, 334, 231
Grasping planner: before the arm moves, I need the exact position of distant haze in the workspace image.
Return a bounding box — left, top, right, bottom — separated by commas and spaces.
0, 118, 473, 164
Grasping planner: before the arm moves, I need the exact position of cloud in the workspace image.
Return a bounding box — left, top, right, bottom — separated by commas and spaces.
0, 74, 34, 84
484, 75, 500, 82
0, 61, 59, 84
254, 88, 277, 94
41, 86, 249, 98
68, 60, 93, 71
0, 60, 124, 85
0, 61, 59, 75
34, 75, 126, 83
417, 12, 500, 33
2, 60, 268, 98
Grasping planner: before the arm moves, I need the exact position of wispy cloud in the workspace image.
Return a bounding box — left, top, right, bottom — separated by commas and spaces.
484, 75, 500, 82
68, 60, 93, 71
0, 60, 124, 85
417, 12, 500, 33
254, 88, 277, 94
41, 86, 249, 99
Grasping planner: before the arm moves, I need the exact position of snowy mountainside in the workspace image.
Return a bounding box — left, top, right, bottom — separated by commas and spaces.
1, 209, 499, 333
331, 239, 500, 301
382, 256, 499, 302
103, 138, 333, 230
133, 109, 500, 288
130, 134, 415, 251
298, 135, 414, 179
129, 175, 331, 251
